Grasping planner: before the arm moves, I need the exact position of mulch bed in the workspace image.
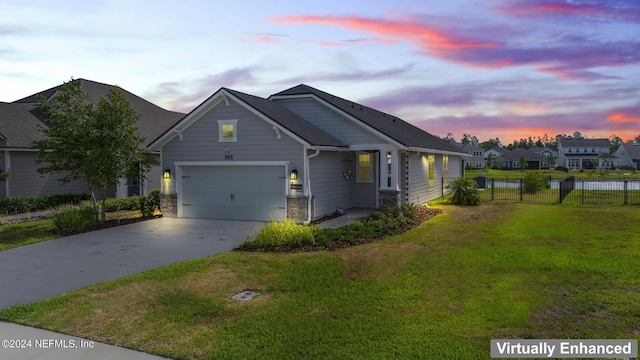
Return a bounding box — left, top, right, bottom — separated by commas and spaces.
237, 207, 443, 253
57, 216, 161, 236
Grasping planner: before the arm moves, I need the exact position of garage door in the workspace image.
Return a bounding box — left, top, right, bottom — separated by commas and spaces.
180, 165, 286, 221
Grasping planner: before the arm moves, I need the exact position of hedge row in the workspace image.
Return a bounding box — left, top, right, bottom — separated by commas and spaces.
0, 193, 91, 214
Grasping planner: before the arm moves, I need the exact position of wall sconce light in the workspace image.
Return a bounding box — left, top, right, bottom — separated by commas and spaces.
289, 169, 298, 181
163, 169, 171, 179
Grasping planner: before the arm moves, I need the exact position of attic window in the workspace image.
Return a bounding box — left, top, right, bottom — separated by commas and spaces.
218, 120, 237, 142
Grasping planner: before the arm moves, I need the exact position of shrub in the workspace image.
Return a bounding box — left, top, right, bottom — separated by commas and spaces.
52, 204, 97, 234
103, 196, 141, 212
0, 193, 91, 215
522, 171, 550, 194
242, 220, 316, 249
445, 177, 480, 206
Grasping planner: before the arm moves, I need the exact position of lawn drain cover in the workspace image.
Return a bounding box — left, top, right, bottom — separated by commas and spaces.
231, 291, 258, 301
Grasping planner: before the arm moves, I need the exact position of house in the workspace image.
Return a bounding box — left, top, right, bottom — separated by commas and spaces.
484, 146, 505, 168
557, 138, 615, 170
452, 142, 484, 169
148, 84, 467, 222
1, 79, 184, 198
496, 148, 550, 170
612, 142, 640, 169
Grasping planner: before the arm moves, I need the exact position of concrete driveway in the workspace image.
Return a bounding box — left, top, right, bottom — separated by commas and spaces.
0, 217, 263, 310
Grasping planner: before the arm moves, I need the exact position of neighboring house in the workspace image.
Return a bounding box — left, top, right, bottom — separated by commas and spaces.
484, 146, 506, 168
1, 79, 184, 198
148, 84, 467, 222
557, 138, 615, 170
452, 142, 484, 169
496, 148, 549, 170
612, 142, 640, 169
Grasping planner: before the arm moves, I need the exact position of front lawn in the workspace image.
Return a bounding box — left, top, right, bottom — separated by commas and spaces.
0, 210, 145, 252
1, 203, 639, 359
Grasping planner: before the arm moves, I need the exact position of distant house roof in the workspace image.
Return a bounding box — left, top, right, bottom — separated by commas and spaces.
0, 102, 46, 148
451, 141, 483, 153
7, 79, 185, 148
499, 148, 547, 161
270, 84, 464, 154
559, 138, 610, 148
621, 142, 640, 160
224, 88, 346, 147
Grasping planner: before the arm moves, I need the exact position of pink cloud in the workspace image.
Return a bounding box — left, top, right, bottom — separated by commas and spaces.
270, 13, 639, 80
270, 14, 499, 52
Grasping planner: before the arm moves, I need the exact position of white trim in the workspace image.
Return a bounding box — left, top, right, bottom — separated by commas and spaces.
217, 119, 238, 142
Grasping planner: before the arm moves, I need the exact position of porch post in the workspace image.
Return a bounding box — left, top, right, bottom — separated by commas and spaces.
378, 148, 401, 207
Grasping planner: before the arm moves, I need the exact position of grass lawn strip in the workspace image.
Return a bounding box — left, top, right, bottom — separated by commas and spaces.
1, 203, 638, 359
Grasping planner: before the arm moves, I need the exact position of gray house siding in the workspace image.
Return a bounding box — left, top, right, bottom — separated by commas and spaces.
401, 152, 462, 205
161, 98, 306, 209
6, 151, 91, 197
309, 151, 378, 219
163, 98, 305, 173
275, 98, 385, 145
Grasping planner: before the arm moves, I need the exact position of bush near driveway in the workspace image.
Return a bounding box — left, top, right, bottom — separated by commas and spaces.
52, 203, 97, 234
239, 203, 442, 252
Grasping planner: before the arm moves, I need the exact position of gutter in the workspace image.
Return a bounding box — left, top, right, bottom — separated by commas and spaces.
305, 148, 321, 224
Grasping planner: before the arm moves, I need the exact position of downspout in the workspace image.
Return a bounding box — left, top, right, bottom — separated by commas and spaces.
305, 148, 321, 224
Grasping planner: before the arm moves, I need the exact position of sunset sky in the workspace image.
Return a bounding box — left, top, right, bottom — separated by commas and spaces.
1, 0, 639, 144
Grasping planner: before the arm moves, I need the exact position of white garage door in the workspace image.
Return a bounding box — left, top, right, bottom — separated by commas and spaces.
180, 165, 286, 221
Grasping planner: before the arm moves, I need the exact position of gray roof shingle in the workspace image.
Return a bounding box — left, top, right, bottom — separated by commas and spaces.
271, 84, 464, 153
559, 138, 610, 148
6, 79, 185, 148
0, 102, 47, 148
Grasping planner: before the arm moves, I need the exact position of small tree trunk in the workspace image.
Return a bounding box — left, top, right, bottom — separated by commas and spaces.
90, 188, 100, 222
100, 184, 108, 222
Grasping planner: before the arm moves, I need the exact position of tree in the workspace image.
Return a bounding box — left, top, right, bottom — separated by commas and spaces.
519, 155, 528, 170
609, 134, 623, 153
486, 152, 494, 169
32, 80, 154, 222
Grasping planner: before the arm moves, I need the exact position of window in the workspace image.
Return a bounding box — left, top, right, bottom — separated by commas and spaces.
576, 148, 580, 153
217, 120, 238, 142
592, 148, 596, 153
443, 156, 449, 183
584, 148, 587, 153
357, 153, 372, 182
428, 154, 435, 188
568, 148, 572, 153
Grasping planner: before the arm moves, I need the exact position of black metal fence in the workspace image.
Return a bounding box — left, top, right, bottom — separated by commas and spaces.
476, 177, 640, 205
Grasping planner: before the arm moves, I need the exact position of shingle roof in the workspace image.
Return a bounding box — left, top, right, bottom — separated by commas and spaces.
499, 148, 546, 161
224, 88, 346, 147
559, 138, 610, 148
8, 79, 185, 147
0, 102, 47, 148
621, 142, 640, 159
271, 84, 464, 153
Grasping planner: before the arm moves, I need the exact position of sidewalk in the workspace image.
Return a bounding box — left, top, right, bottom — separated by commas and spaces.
315, 208, 374, 229
0, 211, 51, 225
0, 322, 170, 360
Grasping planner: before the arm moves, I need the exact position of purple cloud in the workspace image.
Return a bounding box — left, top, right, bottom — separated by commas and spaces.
495, 0, 640, 22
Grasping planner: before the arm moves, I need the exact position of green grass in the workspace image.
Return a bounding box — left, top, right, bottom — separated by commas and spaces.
1, 203, 639, 359
0, 210, 144, 252
466, 168, 639, 180
0, 220, 58, 251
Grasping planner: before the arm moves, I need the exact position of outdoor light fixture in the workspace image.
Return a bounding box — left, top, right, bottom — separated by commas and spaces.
289, 169, 298, 181
163, 169, 171, 179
